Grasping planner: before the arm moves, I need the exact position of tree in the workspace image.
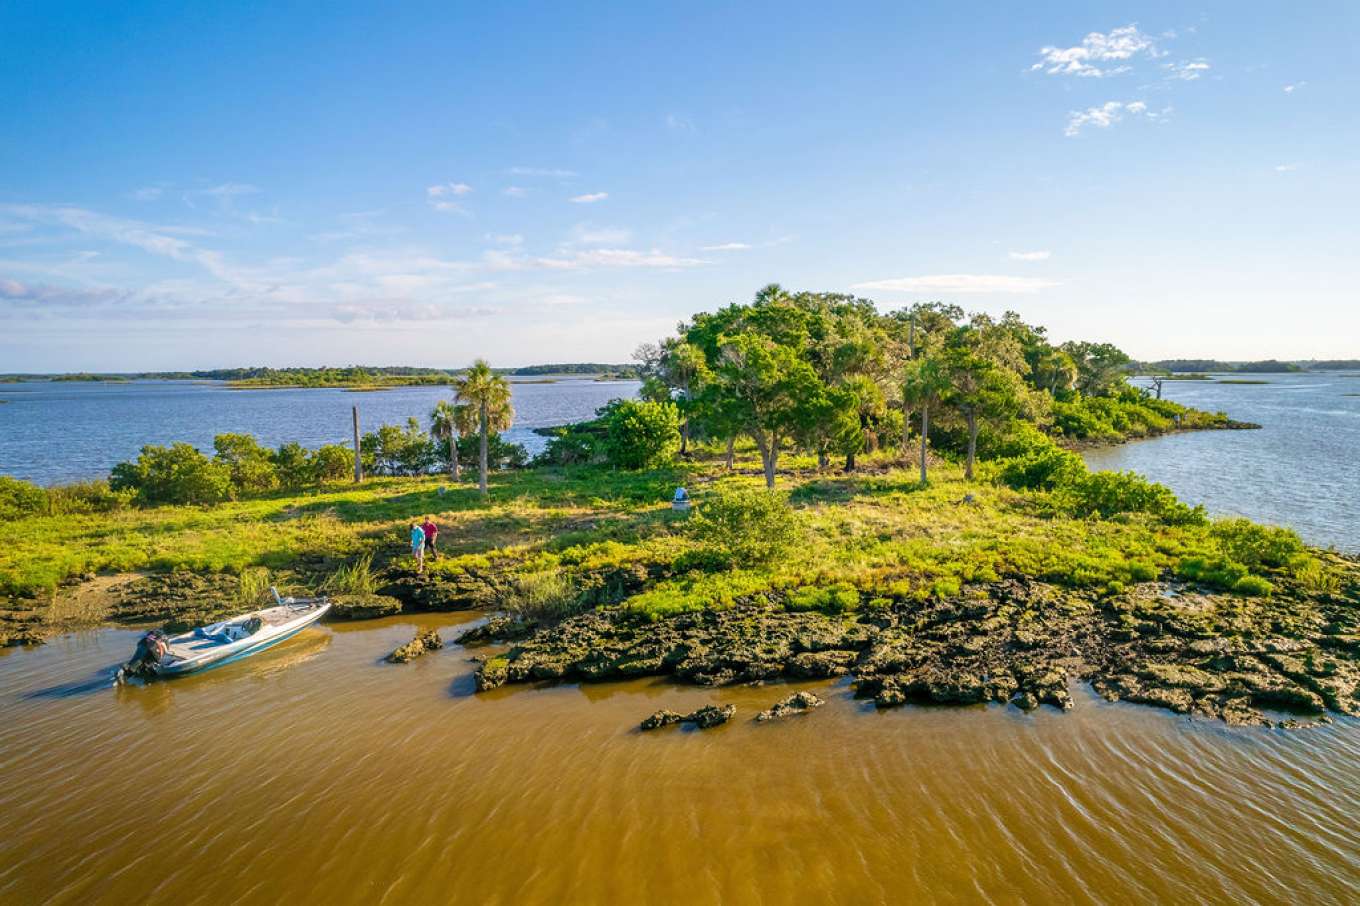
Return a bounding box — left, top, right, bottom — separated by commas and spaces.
1061, 341, 1131, 397
901, 357, 950, 484
1032, 347, 1079, 396
635, 339, 707, 455
430, 400, 461, 480
311, 444, 355, 482
938, 349, 1029, 480
453, 359, 514, 497
272, 442, 314, 488
712, 333, 822, 489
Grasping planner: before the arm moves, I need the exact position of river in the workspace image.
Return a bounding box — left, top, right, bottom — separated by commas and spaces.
1082, 373, 1360, 552
4, 612, 1359, 905
0, 378, 642, 486
4, 373, 1360, 904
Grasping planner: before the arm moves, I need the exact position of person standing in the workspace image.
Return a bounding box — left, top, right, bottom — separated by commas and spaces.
422, 515, 439, 561
410, 521, 426, 573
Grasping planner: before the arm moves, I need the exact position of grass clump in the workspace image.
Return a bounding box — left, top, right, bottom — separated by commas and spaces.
325, 553, 378, 596
688, 489, 803, 568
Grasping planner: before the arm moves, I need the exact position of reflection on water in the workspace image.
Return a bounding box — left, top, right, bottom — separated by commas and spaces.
1083, 373, 1360, 551
4, 616, 1360, 905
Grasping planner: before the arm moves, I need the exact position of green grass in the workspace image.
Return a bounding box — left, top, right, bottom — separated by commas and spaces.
2, 445, 1340, 626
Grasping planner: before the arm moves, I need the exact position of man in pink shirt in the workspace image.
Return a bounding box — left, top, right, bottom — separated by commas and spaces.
421, 516, 439, 561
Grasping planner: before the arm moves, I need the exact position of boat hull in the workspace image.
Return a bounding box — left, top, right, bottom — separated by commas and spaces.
151, 600, 330, 678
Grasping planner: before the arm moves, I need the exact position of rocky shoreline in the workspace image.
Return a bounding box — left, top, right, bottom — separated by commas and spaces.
470, 573, 1360, 728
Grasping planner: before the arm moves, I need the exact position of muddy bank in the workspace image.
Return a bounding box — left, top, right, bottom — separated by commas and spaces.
474, 574, 1360, 727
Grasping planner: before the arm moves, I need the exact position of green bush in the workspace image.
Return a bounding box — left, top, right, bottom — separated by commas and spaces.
110, 443, 234, 506
787, 582, 860, 614
534, 423, 602, 466
450, 432, 529, 471
214, 433, 278, 493
312, 444, 356, 482
1209, 518, 1303, 571
1177, 555, 1248, 590
1058, 470, 1205, 525
0, 476, 49, 520
599, 399, 680, 470
997, 446, 1086, 491
272, 442, 315, 488
1230, 574, 1274, 597
689, 489, 803, 568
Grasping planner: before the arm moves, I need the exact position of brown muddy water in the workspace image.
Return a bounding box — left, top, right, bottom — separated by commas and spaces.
4, 613, 1360, 905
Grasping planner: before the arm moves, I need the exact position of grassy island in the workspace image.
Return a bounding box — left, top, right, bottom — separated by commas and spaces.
1, 289, 1350, 729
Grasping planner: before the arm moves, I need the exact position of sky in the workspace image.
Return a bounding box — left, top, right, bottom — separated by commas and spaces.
2, 1, 1357, 372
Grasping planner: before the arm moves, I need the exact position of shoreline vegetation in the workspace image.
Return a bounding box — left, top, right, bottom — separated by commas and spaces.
2, 289, 1356, 730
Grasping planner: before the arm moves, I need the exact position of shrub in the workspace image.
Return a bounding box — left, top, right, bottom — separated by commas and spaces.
997, 446, 1086, 491
599, 399, 680, 470
214, 433, 278, 493
0, 476, 49, 520
535, 424, 601, 466
1058, 470, 1205, 525
1209, 518, 1303, 571
1295, 558, 1341, 596
688, 489, 803, 567
46, 480, 132, 515
272, 442, 315, 488
1177, 556, 1248, 590
312, 444, 356, 482
110, 443, 233, 506
787, 582, 860, 614
1230, 575, 1274, 597
451, 432, 529, 471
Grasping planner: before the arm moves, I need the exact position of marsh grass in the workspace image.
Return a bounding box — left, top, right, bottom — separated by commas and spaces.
324, 554, 378, 596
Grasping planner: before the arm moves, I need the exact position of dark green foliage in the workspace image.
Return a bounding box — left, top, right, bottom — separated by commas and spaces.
997, 445, 1086, 491
361, 418, 436, 476
451, 432, 528, 471
110, 443, 234, 505
599, 399, 680, 469
213, 433, 278, 493
271, 442, 314, 488
0, 476, 48, 520
535, 423, 602, 466
688, 489, 803, 567
311, 444, 356, 482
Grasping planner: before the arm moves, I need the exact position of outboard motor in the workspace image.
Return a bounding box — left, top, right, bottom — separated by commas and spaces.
115, 629, 168, 684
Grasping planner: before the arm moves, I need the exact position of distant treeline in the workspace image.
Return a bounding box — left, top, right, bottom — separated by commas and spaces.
1134, 359, 1360, 374
0, 363, 640, 385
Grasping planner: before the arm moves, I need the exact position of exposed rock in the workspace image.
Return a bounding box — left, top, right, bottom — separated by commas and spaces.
756, 691, 824, 721
330, 594, 403, 620
641, 704, 736, 731
454, 614, 537, 645
387, 628, 443, 663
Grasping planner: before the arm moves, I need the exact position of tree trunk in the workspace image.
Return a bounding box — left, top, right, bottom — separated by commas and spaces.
817, 445, 829, 470
753, 432, 777, 489
965, 410, 977, 481
448, 431, 459, 480
478, 401, 489, 498
680, 418, 689, 456
918, 405, 929, 485
725, 436, 735, 470
844, 451, 856, 472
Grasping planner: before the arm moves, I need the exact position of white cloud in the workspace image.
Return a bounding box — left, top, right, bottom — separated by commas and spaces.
196, 182, 259, 198
701, 242, 752, 252
1008, 250, 1051, 261
427, 182, 473, 198
130, 186, 165, 202
851, 274, 1062, 295
1163, 59, 1211, 81
508, 166, 576, 178
569, 192, 608, 204
1283, 81, 1306, 94
503, 186, 527, 197
485, 233, 524, 246
1274, 163, 1298, 173
1064, 99, 1167, 136
1032, 25, 1160, 78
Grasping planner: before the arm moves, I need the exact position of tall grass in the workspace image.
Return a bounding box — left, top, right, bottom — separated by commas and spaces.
325, 553, 378, 596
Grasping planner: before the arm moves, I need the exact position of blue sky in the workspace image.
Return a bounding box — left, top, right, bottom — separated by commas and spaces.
2, 2, 1356, 371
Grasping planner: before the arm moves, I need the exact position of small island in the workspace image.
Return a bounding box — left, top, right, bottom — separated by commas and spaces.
1, 292, 1354, 731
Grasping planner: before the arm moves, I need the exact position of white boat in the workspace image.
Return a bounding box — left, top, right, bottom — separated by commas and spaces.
119, 589, 330, 681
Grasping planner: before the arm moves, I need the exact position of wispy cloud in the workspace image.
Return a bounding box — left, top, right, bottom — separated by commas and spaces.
1283, 81, 1306, 94
569, 192, 608, 204
1031, 25, 1160, 78
1163, 58, 1211, 81
1274, 163, 1299, 173
427, 182, 472, 198
1064, 100, 1167, 137
503, 186, 527, 197
130, 185, 165, 202
664, 113, 694, 132
1008, 250, 1051, 261
567, 224, 632, 246
701, 242, 752, 252
508, 166, 576, 178
851, 274, 1061, 295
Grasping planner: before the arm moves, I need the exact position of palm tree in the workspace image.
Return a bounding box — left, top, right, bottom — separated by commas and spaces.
453, 359, 514, 498
430, 400, 460, 481
901, 356, 949, 485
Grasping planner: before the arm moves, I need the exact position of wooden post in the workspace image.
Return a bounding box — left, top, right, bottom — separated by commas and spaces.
352, 405, 363, 483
